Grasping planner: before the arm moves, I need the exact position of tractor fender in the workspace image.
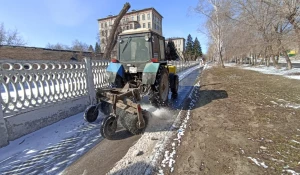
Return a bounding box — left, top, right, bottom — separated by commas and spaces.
142, 62, 160, 85
106, 63, 125, 83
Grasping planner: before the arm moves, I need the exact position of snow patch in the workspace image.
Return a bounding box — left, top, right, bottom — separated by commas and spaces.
282, 169, 300, 175
247, 157, 268, 168
224, 63, 300, 80
291, 140, 300, 144
242, 66, 300, 80
272, 99, 300, 109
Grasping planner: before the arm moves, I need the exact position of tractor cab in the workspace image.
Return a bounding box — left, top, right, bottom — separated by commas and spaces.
116, 28, 167, 72
117, 28, 166, 62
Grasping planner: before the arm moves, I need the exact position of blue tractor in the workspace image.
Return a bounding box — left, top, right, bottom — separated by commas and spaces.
84, 28, 179, 139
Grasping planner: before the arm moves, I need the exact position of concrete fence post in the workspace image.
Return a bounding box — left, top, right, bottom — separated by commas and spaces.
0, 94, 9, 148
84, 57, 96, 105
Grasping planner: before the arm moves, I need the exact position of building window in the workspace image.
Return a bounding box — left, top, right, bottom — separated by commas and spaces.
130, 24, 133, 29
101, 23, 103, 28
147, 13, 150, 20
109, 20, 111, 25
142, 14, 145, 20
137, 15, 140, 21
148, 22, 151, 28
154, 24, 156, 30
143, 23, 145, 28
132, 16, 134, 21
126, 17, 129, 21
105, 22, 107, 28
127, 25, 129, 30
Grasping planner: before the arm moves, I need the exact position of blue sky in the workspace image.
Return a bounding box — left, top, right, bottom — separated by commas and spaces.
0, 0, 208, 53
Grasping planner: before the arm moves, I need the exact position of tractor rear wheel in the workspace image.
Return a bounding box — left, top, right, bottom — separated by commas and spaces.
149, 66, 169, 106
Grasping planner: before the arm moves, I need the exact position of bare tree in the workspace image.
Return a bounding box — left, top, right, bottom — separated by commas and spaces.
0, 23, 27, 46
195, 0, 234, 68
71, 39, 89, 51
102, 2, 131, 59
46, 43, 70, 50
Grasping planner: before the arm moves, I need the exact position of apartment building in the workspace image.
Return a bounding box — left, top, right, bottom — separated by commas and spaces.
98, 8, 163, 54
165, 37, 186, 58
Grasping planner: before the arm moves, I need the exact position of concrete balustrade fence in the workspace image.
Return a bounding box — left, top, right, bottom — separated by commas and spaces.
0, 58, 199, 147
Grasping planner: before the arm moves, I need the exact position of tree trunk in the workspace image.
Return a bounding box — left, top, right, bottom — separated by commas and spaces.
266, 57, 270, 67
103, 3, 131, 59
259, 58, 264, 65
271, 54, 280, 69
287, 15, 300, 52
296, 28, 300, 53
219, 51, 225, 68
282, 50, 293, 70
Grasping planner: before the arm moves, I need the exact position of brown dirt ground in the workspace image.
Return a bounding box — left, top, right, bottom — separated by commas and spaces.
173, 66, 300, 175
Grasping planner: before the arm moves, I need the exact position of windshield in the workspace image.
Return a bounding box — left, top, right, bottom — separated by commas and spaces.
118, 35, 151, 62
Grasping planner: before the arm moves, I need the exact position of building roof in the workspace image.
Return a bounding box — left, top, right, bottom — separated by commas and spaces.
119, 28, 162, 36
97, 7, 163, 21
165, 37, 185, 40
